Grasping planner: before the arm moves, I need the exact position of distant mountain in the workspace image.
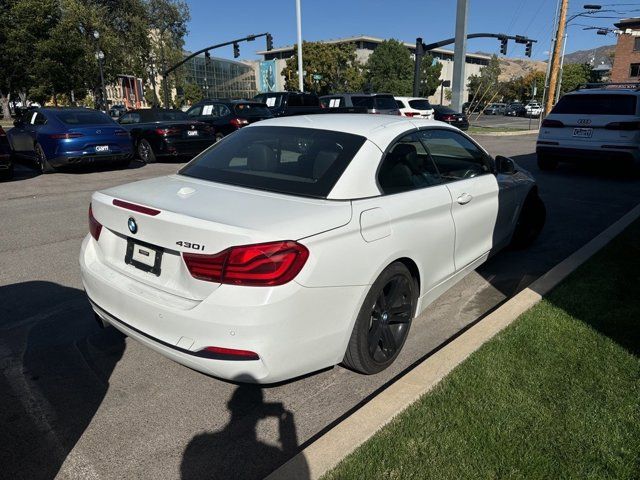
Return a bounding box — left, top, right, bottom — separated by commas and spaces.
562, 44, 615, 66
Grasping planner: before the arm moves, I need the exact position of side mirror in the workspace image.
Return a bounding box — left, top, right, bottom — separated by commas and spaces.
495, 155, 516, 175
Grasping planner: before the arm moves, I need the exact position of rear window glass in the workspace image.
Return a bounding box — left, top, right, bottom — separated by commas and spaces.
179, 126, 366, 198
374, 96, 399, 110
552, 94, 637, 115
144, 110, 188, 121
433, 105, 456, 114
408, 99, 432, 110
233, 103, 272, 117
55, 110, 114, 125
351, 96, 374, 109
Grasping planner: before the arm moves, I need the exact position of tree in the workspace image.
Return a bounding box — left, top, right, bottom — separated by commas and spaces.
365, 39, 413, 95
467, 54, 502, 106
559, 63, 593, 96
418, 54, 443, 97
281, 41, 364, 94
181, 82, 203, 106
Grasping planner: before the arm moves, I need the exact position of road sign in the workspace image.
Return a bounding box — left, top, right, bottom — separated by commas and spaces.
312, 74, 322, 81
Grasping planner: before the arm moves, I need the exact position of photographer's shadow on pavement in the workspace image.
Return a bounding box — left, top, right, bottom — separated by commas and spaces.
181, 379, 310, 480
0, 281, 125, 480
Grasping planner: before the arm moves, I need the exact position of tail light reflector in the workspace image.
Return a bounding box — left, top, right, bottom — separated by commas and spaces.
89, 204, 102, 241
50, 132, 84, 139
198, 346, 259, 360
230, 118, 249, 128
403, 112, 417, 117
605, 121, 640, 131
183, 241, 309, 286
541, 119, 564, 128
442, 114, 455, 121
112, 199, 161, 216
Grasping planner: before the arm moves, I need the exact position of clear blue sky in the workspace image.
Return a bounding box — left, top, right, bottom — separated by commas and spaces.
183, 0, 622, 62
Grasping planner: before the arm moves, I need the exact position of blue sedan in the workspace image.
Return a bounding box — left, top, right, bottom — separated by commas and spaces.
8, 108, 133, 173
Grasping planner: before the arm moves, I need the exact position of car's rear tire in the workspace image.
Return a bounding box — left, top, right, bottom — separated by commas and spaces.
35, 143, 54, 174
215, 132, 224, 142
537, 154, 558, 171
137, 139, 156, 163
0, 162, 13, 181
343, 262, 416, 375
511, 191, 546, 249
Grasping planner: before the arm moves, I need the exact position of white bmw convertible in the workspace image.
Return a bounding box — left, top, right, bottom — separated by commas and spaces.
80, 114, 545, 383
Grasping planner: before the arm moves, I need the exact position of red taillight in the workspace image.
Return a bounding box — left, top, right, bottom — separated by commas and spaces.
112, 199, 161, 216
198, 346, 260, 360
403, 111, 417, 117
541, 119, 564, 128
155, 127, 181, 136
183, 240, 309, 286
89, 204, 102, 241
50, 132, 84, 139
230, 118, 249, 128
442, 114, 455, 121
605, 121, 640, 131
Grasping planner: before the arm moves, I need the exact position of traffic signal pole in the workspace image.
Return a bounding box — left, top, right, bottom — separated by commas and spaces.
451, 0, 469, 113
161, 33, 273, 108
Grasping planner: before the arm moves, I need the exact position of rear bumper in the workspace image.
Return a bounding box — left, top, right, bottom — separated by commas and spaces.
50, 151, 133, 167
79, 235, 367, 383
536, 143, 640, 162
158, 137, 216, 158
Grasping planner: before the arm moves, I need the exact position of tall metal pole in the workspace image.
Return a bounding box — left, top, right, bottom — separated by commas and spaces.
545, 0, 568, 115
295, 0, 304, 92
97, 54, 106, 111
413, 38, 423, 97
451, 0, 469, 113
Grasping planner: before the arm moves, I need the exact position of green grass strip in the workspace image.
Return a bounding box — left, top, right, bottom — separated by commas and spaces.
324, 220, 640, 480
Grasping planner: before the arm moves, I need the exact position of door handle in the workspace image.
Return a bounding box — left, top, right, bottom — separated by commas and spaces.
457, 193, 473, 205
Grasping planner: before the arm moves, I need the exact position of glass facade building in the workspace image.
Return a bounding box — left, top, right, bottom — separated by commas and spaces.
183, 54, 257, 100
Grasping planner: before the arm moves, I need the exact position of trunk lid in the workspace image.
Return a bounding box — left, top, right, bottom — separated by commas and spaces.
90, 175, 352, 298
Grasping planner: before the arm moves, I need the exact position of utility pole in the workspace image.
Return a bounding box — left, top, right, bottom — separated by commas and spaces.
295, 0, 304, 92
451, 0, 469, 113
545, 0, 568, 115
413, 38, 424, 97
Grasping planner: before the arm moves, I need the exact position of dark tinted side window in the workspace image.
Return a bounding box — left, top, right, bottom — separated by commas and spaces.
302, 94, 320, 107
418, 129, 491, 182
33, 112, 47, 125
374, 96, 399, 110
552, 94, 637, 115
408, 99, 432, 110
187, 106, 202, 116
119, 113, 141, 124
378, 133, 441, 194
287, 94, 303, 107
351, 96, 374, 109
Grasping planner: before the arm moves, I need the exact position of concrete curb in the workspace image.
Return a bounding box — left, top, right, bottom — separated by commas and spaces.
470, 128, 539, 136
266, 202, 640, 480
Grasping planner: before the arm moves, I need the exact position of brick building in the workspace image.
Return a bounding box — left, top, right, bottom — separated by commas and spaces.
611, 17, 640, 83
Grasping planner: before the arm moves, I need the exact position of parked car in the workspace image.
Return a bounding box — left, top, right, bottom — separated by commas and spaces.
320, 93, 400, 115
118, 108, 216, 163
536, 83, 640, 171
0, 125, 12, 181
253, 92, 322, 117
81, 114, 545, 383
462, 101, 485, 114
432, 105, 469, 131
525, 101, 542, 118
505, 103, 526, 117
109, 104, 127, 119
7, 108, 132, 173
186, 100, 273, 141
483, 103, 507, 115
395, 97, 434, 119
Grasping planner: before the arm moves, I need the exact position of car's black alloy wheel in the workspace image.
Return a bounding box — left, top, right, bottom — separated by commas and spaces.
137, 139, 156, 163
343, 262, 416, 374
35, 143, 54, 173
511, 192, 546, 248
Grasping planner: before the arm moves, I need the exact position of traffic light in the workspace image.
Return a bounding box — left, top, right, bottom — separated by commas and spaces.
266, 33, 273, 51
233, 42, 240, 58
205, 51, 211, 64
525, 41, 532, 57
500, 38, 508, 55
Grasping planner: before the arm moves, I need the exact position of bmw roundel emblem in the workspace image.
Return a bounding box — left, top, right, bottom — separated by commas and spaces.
128, 217, 138, 234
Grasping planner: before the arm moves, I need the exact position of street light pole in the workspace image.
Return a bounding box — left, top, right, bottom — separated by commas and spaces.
93, 31, 107, 112
295, 0, 304, 92
451, 0, 469, 113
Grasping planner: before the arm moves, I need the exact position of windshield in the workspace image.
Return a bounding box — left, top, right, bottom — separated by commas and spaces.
179, 126, 366, 198
233, 103, 272, 117
408, 99, 432, 110
552, 94, 637, 115
254, 93, 284, 108
55, 110, 114, 125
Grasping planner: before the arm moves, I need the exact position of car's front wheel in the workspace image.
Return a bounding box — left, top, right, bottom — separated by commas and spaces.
511, 191, 546, 248
343, 262, 416, 374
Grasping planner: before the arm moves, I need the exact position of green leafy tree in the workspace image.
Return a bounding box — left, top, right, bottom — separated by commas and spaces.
467, 54, 502, 106
365, 39, 413, 95
559, 63, 593, 96
418, 54, 443, 97
281, 41, 364, 94
181, 82, 203, 106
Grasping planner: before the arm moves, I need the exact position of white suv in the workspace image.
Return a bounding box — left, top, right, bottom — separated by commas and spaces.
525, 101, 542, 118
536, 84, 640, 170
395, 97, 434, 119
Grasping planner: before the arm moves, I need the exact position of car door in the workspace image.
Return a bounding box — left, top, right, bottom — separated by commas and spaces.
417, 128, 499, 271
353, 132, 456, 299
10, 111, 38, 154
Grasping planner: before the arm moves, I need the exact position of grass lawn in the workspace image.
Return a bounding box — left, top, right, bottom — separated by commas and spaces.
468, 126, 536, 135
324, 219, 640, 479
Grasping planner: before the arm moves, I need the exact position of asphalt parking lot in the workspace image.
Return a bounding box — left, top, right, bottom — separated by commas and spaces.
469, 113, 539, 129
2, 136, 639, 480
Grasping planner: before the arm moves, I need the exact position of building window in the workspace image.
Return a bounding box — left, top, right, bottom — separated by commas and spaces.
635, 38, 640, 51
631, 63, 640, 78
